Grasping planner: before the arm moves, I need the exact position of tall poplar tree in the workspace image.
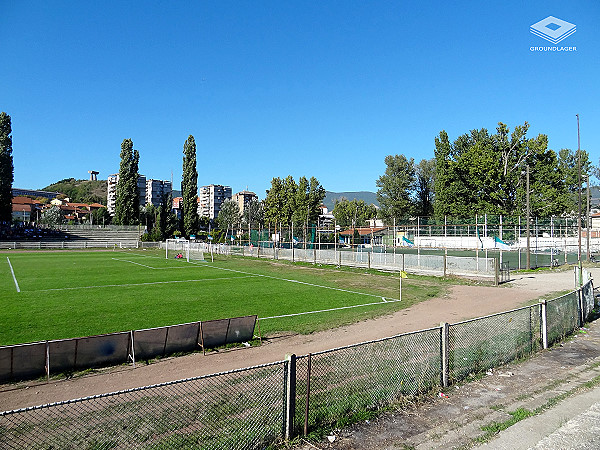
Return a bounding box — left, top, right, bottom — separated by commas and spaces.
0, 112, 13, 223
376, 154, 416, 221
181, 135, 199, 237
114, 139, 140, 225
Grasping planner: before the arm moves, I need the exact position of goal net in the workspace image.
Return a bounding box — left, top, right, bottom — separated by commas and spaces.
165, 239, 205, 262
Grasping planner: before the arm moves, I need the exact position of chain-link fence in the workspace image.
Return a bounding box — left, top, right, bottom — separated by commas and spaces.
449, 305, 542, 382
201, 242, 498, 279
1, 281, 594, 449
545, 291, 580, 347
0, 362, 287, 450
294, 327, 442, 435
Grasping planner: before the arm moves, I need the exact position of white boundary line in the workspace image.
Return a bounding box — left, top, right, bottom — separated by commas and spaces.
111, 258, 189, 270
260, 298, 402, 320
113, 251, 398, 306
6, 257, 20, 293
33, 275, 260, 293
186, 260, 396, 302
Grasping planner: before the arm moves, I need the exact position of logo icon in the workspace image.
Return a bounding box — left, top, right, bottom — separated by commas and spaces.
530, 16, 576, 44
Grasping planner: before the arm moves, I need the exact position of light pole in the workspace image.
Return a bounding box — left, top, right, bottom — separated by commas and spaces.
526, 165, 530, 270
577, 114, 583, 285
585, 175, 591, 261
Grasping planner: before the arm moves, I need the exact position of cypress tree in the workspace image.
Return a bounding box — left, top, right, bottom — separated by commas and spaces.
114, 139, 140, 225
0, 112, 13, 224
182, 135, 199, 237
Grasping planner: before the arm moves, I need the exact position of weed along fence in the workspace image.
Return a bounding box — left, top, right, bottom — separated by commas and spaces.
0, 315, 257, 383
0, 281, 595, 449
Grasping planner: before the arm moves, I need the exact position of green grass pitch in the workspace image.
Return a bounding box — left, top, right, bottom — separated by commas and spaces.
0, 249, 445, 346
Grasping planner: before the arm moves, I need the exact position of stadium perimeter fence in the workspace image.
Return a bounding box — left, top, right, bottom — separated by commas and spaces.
0, 316, 257, 383
194, 243, 498, 280
0, 280, 595, 449
0, 241, 159, 250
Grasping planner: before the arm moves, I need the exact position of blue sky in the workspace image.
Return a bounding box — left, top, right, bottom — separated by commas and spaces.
2, 1, 598, 199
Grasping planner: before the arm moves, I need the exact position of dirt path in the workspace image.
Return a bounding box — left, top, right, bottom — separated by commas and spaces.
0, 268, 586, 412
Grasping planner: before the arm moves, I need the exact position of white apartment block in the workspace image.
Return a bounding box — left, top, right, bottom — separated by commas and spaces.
198, 184, 232, 219
145, 179, 172, 207
232, 190, 258, 214
107, 174, 147, 215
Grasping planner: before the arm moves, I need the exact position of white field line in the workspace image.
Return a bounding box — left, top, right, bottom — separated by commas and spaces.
120, 252, 399, 306
185, 260, 397, 302
32, 275, 260, 293
111, 257, 189, 269
6, 257, 20, 293
260, 298, 402, 320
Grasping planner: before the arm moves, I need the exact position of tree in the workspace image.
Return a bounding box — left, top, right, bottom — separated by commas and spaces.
92, 207, 111, 226
182, 135, 199, 237
0, 112, 14, 223
433, 122, 568, 218
332, 198, 377, 227
243, 199, 264, 229
156, 191, 177, 240
308, 176, 326, 224
414, 159, 435, 217
376, 154, 416, 221
264, 177, 286, 227
40, 206, 64, 226
217, 199, 241, 239
281, 175, 297, 226
559, 148, 592, 213
114, 139, 140, 225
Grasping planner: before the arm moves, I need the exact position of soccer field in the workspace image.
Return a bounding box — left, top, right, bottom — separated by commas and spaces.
0, 250, 443, 346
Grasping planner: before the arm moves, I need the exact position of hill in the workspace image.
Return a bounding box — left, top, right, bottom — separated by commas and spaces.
43, 178, 107, 204
323, 191, 378, 210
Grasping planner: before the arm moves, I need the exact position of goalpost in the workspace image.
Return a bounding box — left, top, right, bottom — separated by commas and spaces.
165, 239, 205, 262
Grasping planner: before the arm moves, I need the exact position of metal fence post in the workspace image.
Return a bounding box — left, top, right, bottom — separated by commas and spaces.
285, 353, 297, 441
541, 300, 548, 349
441, 322, 449, 388
494, 258, 499, 286
578, 288, 584, 327
443, 250, 447, 277
304, 353, 312, 436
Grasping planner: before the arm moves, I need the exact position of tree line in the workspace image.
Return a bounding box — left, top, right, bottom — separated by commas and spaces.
374, 122, 592, 222
0, 113, 595, 234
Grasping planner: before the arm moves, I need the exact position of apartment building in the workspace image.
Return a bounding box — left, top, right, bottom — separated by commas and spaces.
107, 174, 147, 215
198, 184, 232, 219
232, 190, 258, 215
145, 179, 172, 207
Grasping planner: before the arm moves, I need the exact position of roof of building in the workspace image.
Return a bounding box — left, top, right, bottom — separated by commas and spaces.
339, 226, 387, 236
12, 204, 32, 213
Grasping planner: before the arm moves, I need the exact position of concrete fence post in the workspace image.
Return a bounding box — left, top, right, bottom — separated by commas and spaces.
441, 322, 449, 388
541, 300, 548, 349
285, 353, 297, 441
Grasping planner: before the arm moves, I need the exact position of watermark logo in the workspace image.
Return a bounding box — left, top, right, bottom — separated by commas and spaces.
530, 16, 576, 44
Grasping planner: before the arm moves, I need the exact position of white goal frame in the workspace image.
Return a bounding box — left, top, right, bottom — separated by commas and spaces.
165, 239, 205, 262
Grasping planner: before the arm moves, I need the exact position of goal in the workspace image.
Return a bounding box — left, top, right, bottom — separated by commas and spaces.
165, 239, 205, 262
